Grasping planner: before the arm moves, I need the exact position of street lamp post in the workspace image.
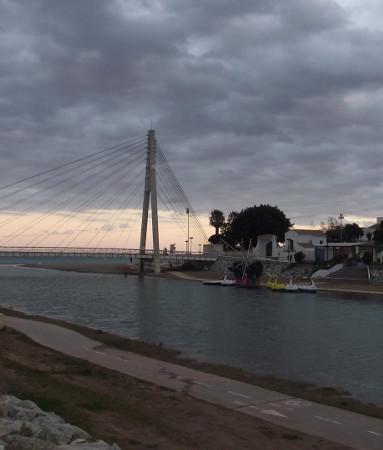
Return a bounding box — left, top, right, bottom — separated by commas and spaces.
186, 208, 190, 254
198, 243, 202, 254
185, 240, 188, 254
189, 236, 193, 254
338, 213, 344, 242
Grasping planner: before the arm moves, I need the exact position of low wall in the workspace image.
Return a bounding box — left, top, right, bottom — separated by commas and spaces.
208, 257, 315, 280
370, 265, 383, 284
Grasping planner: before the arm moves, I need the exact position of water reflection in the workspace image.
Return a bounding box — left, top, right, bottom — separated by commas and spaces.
0, 264, 382, 403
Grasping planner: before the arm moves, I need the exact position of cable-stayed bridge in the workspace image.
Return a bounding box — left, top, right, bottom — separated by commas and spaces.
0, 130, 213, 272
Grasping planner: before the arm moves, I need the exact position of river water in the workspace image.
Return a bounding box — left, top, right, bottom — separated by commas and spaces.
0, 264, 382, 404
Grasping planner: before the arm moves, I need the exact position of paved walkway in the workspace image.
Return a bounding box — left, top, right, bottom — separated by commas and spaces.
5, 316, 383, 450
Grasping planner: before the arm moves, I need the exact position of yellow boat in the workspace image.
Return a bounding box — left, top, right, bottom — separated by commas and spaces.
267, 277, 286, 291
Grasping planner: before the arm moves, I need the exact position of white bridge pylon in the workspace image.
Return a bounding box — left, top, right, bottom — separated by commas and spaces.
139, 129, 160, 273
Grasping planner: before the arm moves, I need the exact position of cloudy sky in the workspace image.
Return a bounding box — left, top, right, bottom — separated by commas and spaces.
1, 0, 383, 246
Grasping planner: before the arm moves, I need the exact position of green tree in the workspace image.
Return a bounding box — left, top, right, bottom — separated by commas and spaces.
209, 209, 225, 236
374, 221, 383, 247
223, 204, 292, 248
362, 251, 373, 265
326, 221, 363, 243
343, 223, 364, 242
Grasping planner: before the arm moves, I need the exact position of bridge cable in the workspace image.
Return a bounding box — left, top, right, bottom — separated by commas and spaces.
157, 146, 207, 243
0, 144, 146, 231
0, 148, 147, 246
81, 164, 146, 249
0, 135, 146, 194
27, 151, 147, 248
0, 138, 146, 212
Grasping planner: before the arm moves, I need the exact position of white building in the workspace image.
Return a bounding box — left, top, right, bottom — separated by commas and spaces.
361, 217, 383, 241
253, 229, 326, 262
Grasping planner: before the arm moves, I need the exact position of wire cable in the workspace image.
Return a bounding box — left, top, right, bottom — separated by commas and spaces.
0, 135, 146, 193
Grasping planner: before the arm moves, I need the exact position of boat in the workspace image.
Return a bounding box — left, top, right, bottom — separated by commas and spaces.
220, 275, 236, 286
298, 278, 317, 293
267, 277, 285, 291
203, 279, 223, 286
266, 277, 274, 289
203, 272, 236, 286
271, 280, 286, 291
285, 277, 299, 292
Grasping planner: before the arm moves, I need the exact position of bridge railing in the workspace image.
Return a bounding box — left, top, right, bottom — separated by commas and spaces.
0, 246, 216, 260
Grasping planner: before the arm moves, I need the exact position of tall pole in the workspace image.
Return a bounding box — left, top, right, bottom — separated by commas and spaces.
186, 208, 190, 254
139, 129, 160, 273
338, 213, 344, 243
150, 130, 160, 273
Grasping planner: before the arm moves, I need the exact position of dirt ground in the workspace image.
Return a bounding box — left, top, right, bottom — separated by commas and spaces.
0, 327, 351, 450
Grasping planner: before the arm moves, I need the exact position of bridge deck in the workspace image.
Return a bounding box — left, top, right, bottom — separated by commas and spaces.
0, 246, 216, 261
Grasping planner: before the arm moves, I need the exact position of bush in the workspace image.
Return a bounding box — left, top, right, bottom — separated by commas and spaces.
362, 252, 372, 265
294, 251, 306, 264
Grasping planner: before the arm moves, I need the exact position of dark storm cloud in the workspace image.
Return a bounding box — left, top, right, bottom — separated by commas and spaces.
1, 0, 383, 227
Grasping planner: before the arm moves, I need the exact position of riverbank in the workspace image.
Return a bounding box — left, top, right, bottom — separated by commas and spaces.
0, 317, 349, 450
21, 263, 383, 295
1, 306, 382, 422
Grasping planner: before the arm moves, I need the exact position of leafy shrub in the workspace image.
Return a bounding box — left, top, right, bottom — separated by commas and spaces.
362, 252, 372, 265
294, 251, 305, 264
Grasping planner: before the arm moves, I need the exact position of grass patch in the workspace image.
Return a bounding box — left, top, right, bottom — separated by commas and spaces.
283, 434, 303, 440
79, 398, 111, 412
16, 392, 65, 412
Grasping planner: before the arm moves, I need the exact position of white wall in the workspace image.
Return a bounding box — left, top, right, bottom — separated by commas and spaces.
283, 230, 325, 262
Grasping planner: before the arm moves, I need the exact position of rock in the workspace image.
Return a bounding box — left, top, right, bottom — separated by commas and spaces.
0, 395, 114, 449
0, 395, 45, 420
0, 418, 25, 437
35, 419, 90, 445
3, 435, 54, 449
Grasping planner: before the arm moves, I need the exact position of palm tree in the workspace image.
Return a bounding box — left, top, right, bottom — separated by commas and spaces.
209, 210, 225, 235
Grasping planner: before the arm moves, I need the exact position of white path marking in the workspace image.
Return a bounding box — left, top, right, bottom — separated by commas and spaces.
261, 409, 288, 418
285, 399, 311, 408
368, 431, 383, 437
193, 380, 212, 388
314, 415, 342, 425
228, 390, 250, 399
248, 405, 260, 410
234, 400, 248, 407
94, 350, 106, 355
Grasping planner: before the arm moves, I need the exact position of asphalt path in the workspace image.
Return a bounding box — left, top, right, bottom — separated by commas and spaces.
5, 316, 383, 450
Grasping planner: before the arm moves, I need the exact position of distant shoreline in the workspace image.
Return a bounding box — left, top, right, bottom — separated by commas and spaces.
19, 263, 383, 296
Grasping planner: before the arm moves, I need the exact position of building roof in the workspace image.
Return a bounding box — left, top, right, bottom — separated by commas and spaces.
290, 228, 325, 236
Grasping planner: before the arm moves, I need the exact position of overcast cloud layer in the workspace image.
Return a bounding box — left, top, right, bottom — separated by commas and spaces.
1, 0, 383, 228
